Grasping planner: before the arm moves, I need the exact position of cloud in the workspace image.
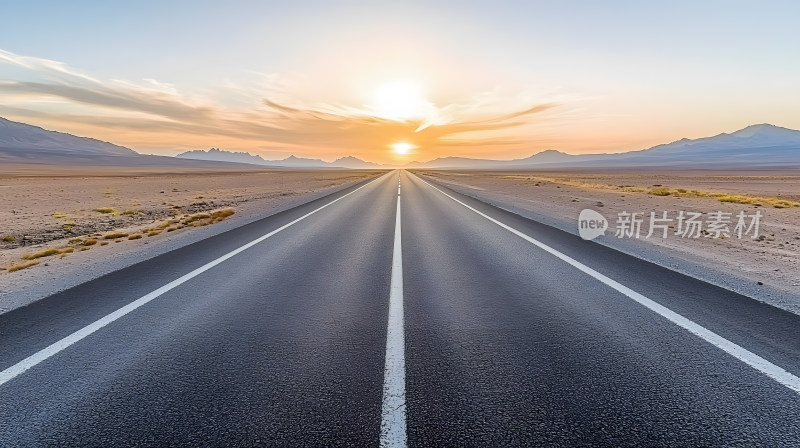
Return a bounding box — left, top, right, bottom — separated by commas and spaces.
0, 48, 559, 161
0, 48, 101, 84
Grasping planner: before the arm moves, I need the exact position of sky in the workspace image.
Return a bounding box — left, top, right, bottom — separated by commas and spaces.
1, 1, 798, 164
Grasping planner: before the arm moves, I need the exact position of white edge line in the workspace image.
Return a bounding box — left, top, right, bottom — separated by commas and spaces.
414, 173, 800, 394
0, 174, 388, 387
381, 173, 407, 447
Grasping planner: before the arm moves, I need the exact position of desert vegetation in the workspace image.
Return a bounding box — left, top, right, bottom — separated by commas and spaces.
94, 207, 119, 216
7, 260, 40, 272
2, 207, 236, 273
499, 175, 800, 208
0, 170, 381, 278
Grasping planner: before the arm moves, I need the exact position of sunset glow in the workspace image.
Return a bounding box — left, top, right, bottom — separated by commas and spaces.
391, 142, 415, 155
0, 2, 797, 165
371, 81, 429, 122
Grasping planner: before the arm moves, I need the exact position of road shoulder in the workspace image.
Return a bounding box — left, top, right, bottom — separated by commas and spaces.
415, 172, 800, 315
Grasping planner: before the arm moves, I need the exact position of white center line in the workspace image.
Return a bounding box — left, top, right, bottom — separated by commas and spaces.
381, 173, 407, 448
0, 174, 387, 388
415, 173, 800, 394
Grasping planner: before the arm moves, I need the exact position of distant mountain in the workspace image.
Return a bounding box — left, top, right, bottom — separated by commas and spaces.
582, 123, 800, 168
273, 155, 330, 168
0, 116, 137, 158
4, 116, 798, 170
330, 156, 381, 168
643, 124, 800, 155
177, 148, 382, 168
0, 117, 383, 169
0, 117, 272, 170
407, 150, 584, 169
623, 124, 800, 161
410, 124, 800, 169
406, 156, 490, 169
176, 148, 268, 165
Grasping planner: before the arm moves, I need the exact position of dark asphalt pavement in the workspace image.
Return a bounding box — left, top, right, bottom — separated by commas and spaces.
2, 170, 800, 446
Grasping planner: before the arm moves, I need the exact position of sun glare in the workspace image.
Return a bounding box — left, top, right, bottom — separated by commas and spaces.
372, 80, 428, 121
391, 142, 415, 155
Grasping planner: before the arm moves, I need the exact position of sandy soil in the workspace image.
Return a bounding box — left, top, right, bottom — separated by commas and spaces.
414, 169, 800, 312
0, 168, 385, 312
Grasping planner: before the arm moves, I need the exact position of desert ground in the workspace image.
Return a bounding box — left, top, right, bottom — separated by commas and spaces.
0, 167, 384, 311
414, 169, 800, 311
4, 166, 799, 314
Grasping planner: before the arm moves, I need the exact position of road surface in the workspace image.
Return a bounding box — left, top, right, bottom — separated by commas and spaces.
2, 170, 800, 446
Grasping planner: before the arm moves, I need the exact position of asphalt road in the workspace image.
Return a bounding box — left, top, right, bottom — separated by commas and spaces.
2, 170, 800, 446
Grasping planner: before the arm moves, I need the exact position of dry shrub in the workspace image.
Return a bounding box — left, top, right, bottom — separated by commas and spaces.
184, 213, 211, 223
8, 260, 40, 272
22, 248, 60, 260
509, 176, 800, 209
649, 186, 672, 196
94, 208, 119, 216
211, 208, 235, 219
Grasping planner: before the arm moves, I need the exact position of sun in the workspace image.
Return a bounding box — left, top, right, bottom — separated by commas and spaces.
391, 142, 415, 155
372, 80, 428, 121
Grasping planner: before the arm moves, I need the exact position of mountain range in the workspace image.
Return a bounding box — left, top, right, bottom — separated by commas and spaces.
1, 116, 799, 169
176, 148, 380, 168
177, 124, 800, 169
0, 117, 264, 170
0, 117, 136, 159
407, 124, 800, 169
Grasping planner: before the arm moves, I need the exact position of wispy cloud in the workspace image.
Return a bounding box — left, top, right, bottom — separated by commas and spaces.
0, 48, 558, 161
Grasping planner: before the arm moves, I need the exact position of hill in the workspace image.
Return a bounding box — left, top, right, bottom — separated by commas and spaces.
410, 124, 800, 169
177, 148, 381, 168
0, 117, 137, 160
